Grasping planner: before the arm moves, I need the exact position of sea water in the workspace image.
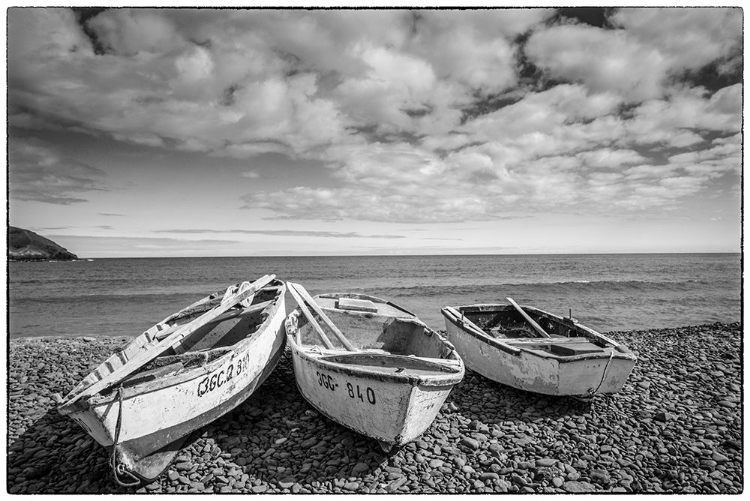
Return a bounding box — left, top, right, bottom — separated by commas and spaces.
8, 253, 741, 339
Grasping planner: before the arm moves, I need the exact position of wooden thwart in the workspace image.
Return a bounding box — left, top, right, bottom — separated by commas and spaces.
287, 282, 358, 352
337, 297, 378, 312
507, 297, 550, 338
68, 274, 276, 404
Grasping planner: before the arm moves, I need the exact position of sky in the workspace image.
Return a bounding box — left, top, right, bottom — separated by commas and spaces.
5, 6, 743, 257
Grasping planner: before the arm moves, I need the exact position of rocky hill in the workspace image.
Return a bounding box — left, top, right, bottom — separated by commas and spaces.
8, 226, 78, 261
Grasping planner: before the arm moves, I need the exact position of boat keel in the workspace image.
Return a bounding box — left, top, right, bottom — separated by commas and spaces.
378, 441, 393, 453
110, 432, 192, 486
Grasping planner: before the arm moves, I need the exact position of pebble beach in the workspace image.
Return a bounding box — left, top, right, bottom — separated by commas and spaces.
7, 322, 742, 494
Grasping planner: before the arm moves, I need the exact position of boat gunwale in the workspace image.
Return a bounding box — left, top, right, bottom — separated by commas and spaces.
60, 281, 287, 410
442, 303, 636, 362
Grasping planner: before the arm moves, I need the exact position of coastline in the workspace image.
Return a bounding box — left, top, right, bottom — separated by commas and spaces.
7, 323, 742, 494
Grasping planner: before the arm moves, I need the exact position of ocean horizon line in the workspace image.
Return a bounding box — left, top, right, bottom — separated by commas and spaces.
21, 250, 742, 260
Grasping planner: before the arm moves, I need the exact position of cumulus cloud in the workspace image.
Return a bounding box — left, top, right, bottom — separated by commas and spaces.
87, 9, 185, 55
610, 8, 742, 73
8, 8, 93, 68
526, 23, 668, 103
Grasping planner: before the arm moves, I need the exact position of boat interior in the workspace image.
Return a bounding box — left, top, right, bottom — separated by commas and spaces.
91, 284, 283, 394
462, 306, 610, 355
299, 310, 449, 360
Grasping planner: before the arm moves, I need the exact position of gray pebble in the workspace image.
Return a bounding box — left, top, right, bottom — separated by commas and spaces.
563, 481, 596, 493
460, 437, 480, 450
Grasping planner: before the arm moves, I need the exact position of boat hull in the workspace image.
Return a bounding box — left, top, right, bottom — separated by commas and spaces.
60, 287, 286, 480
442, 305, 636, 397
289, 342, 458, 447
285, 292, 463, 449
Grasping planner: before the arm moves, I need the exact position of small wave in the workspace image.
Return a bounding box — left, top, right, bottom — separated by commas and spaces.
10, 292, 204, 306
367, 279, 711, 298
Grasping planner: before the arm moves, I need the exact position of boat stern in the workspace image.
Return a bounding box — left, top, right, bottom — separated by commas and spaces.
557, 351, 637, 396
397, 382, 458, 446
288, 343, 462, 448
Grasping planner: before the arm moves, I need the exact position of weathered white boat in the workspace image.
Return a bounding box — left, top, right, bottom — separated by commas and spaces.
441, 299, 636, 398
56, 275, 286, 485
284, 283, 464, 452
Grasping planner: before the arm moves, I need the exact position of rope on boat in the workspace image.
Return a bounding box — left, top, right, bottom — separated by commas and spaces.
110, 385, 141, 487
589, 350, 615, 397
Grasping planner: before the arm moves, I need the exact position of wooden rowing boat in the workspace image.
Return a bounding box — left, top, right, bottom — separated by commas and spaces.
284, 283, 464, 452
441, 299, 636, 398
56, 276, 286, 484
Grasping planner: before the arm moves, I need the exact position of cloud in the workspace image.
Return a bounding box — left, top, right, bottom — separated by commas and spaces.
48, 235, 238, 245
623, 164, 680, 180
526, 9, 742, 102
575, 148, 645, 169
46, 234, 241, 255
155, 228, 405, 239
668, 135, 742, 179
8, 8, 93, 73
242, 185, 498, 223
8, 137, 106, 204
525, 22, 668, 102
626, 85, 741, 142
86, 9, 184, 56
610, 8, 742, 74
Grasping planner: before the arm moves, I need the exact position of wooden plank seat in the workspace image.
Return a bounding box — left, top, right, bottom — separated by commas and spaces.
337, 297, 378, 313
504, 337, 593, 344
505, 337, 607, 356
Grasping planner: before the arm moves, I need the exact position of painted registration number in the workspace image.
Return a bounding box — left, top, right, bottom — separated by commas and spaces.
316, 370, 376, 405
197, 353, 250, 397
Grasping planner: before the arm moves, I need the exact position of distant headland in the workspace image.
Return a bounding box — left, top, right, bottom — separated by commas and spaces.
8, 226, 78, 261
